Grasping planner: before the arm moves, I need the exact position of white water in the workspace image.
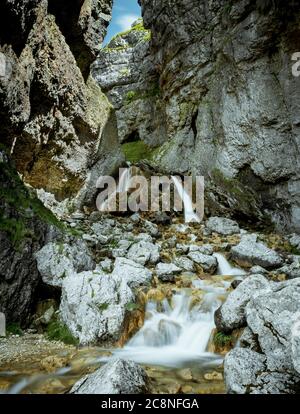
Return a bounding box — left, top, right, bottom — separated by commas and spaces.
99, 167, 132, 211
114, 291, 221, 368
172, 176, 200, 223
117, 168, 132, 193
111, 254, 245, 368
213, 253, 247, 276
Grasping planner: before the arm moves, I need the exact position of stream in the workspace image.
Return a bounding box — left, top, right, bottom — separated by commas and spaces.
1, 254, 246, 394
1, 168, 247, 394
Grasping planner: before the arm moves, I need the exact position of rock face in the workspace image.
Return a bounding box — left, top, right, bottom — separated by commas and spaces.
92, 18, 164, 147
0, 151, 53, 325
95, 0, 300, 232
0, 0, 123, 206
231, 234, 283, 269
223, 278, 300, 394
70, 359, 149, 394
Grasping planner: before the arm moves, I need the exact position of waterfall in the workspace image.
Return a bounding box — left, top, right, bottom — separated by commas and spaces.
112, 288, 224, 368
213, 253, 247, 276
117, 168, 132, 193
172, 176, 200, 223
99, 167, 132, 211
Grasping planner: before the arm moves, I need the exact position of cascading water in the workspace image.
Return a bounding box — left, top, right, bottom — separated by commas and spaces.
213, 253, 247, 276
113, 291, 221, 368
172, 176, 200, 224
99, 167, 132, 211
110, 254, 246, 369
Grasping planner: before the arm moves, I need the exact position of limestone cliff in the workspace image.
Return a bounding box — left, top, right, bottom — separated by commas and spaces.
0, 0, 123, 206
94, 0, 300, 232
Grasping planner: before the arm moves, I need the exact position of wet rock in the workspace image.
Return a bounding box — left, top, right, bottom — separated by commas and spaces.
112, 258, 153, 289
40, 355, 68, 373
35, 240, 95, 288
71, 358, 149, 394
215, 275, 271, 333
187, 251, 217, 274
156, 263, 182, 282
127, 241, 160, 265
230, 279, 243, 290
206, 217, 240, 236
204, 371, 223, 381
231, 234, 283, 269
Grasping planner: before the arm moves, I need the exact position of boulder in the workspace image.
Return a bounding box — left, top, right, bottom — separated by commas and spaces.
35, 240, 95, 287
246, 279, 300, 372
173, 256, 195, 272
214, 274, 271, 333
60, 270, 134, 345
224, 348, 266, 394
126, 241, 160, 265
275, 259, 300, 279
156, 263, 182, 282
112, 258, 153, 288
224, 278, 300, 393
231, 234, 283, 269
70, 359, 149, 394
206, 217, 240, 236
189, 244, 214, 255
187, 251, 218, 274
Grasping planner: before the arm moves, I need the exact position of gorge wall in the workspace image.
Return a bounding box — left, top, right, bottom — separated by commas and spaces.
94, 0, 300, 232
0, 0, 123, 207
0, 0, 123, 325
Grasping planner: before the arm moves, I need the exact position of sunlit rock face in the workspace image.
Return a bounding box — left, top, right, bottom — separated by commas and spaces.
0, 0, 123, 205
121, 0, 300, 232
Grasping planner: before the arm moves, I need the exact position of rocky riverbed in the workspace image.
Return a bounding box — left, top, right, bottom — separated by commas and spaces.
1, 211, 299, 394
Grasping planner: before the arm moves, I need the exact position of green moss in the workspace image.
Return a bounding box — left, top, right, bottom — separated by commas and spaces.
122, 141, 158, 163
124, 85, 160, 105
126, 302, 141, 312
98, 303, 109, 311
46, 320, 79, 346
125, 90, 137, 104
214, 332, 232, 347
7, 323, 23, 336
0, 151, 67, 246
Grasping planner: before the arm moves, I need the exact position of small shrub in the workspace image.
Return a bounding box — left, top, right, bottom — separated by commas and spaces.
214, 332, 232, 347
7, 323, 23, 336
46, 320, 79, 346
